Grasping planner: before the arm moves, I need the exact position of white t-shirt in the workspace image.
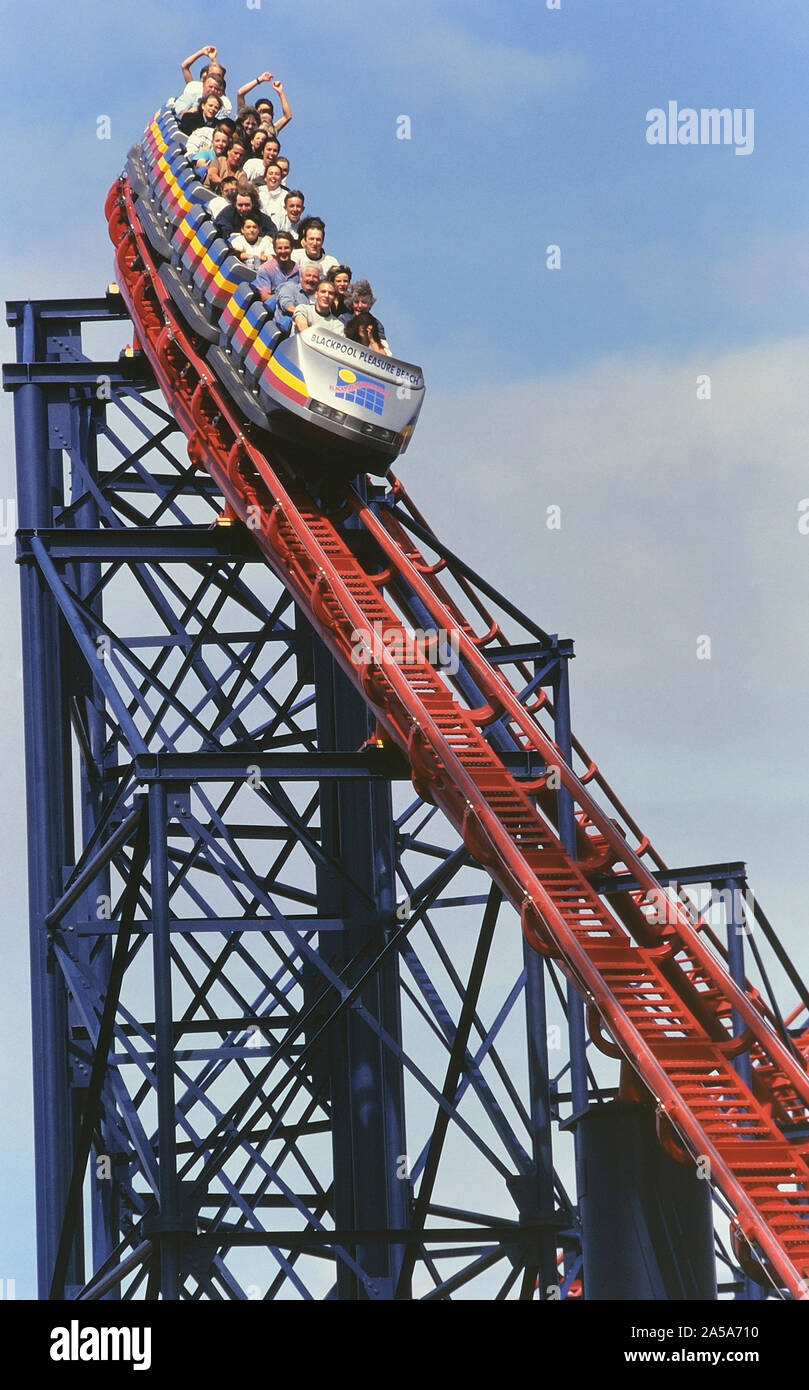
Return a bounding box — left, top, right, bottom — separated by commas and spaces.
230, 233, 276, 265
257, 185, 288, 222
273, 211, 302, 237
291, 249, 339, 277
185, 127, 217, 158
242, 158, 267, 184
172, 81, 233, 117
293, 305, 345, 335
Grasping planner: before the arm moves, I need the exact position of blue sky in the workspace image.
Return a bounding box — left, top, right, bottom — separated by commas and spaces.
5, 0, 809, 378
2, 0, 809, 1296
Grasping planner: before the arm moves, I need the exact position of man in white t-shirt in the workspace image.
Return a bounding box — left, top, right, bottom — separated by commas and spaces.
291, 279, 345, 336
175, 84, 233, 119
291, 220, 339, 278
274, 190, 305, 244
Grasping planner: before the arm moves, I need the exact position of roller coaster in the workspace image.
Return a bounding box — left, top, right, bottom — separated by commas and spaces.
8, 104, 809, 1300
113, 109, 424, 490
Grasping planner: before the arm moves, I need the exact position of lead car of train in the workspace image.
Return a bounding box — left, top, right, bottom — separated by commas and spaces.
106, 107, 425, 483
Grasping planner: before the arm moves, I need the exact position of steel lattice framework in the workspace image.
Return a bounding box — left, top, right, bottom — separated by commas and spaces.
7, 295, 809, 1300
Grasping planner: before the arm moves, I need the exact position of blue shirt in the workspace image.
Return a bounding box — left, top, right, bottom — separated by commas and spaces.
275, 280, 315, 329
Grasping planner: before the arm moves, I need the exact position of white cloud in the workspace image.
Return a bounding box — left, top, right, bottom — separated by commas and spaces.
406, 335, 809, 930
715, 227, 809, 319
302, 0, 584, 102
400, 15, 584, 99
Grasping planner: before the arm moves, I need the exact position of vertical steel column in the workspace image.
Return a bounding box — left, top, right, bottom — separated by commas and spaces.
14, 304, 81, 1295
313, 633, 409, 1300
577, 1102, 716, 1299
551, 648, 590, 1295
71, 390, 119, 1283
520, 946, 562, 1294
551, 651, 588, 1116
723, 874, 763, 1299
723, 875, 753, 1088
148, 782, 181, 1298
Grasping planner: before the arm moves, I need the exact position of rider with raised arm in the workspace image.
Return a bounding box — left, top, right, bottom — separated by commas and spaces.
180, 44, 218, 84
173, 47, 233, 116
237, 72, 292, 134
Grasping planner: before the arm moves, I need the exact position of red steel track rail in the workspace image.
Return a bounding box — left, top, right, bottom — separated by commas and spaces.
107, 173, 809, 1297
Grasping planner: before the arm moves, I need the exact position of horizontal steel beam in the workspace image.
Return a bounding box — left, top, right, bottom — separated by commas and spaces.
595, 860, 748, 894
3, 359, 152, 390
172, 1222, 562, 1248
487, 640, 574, 666
134, 750, 411, 782
6, 295, 130, 325
131, 750, 547, 782
72, 914, 372, 936
17, 527, 260, 563
89, 472, 222, 495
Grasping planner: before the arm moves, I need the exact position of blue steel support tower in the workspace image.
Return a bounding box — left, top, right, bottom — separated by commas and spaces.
9, 293, 792, 1300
